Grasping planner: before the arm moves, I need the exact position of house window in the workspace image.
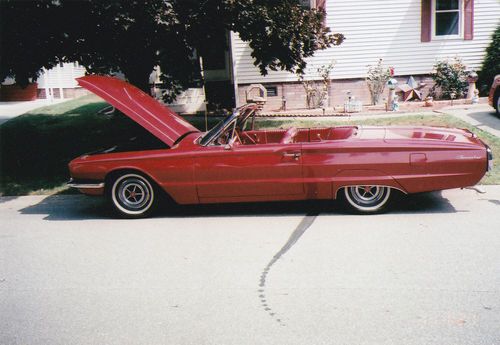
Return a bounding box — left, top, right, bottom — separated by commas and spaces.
299, 0, 326, 10
299, 0, 315, 9
265, 86, 278, 97
421, 0, 473, 42
433, 0, 462, 37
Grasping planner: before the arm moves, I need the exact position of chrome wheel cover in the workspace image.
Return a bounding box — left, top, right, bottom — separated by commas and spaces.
344, 185, 391, 212
111, 174, 154, 215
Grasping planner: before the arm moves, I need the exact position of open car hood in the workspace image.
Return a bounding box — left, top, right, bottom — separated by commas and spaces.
77, 75, 199, 147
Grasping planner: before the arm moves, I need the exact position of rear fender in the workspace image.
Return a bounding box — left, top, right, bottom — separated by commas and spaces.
332, 169, 407, 199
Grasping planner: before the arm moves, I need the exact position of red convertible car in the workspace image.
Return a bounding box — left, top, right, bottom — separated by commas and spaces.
68, 75, 492, 217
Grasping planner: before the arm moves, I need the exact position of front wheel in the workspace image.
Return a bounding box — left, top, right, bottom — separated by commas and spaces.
109, 173, 157, 218
343, 185, 392, 214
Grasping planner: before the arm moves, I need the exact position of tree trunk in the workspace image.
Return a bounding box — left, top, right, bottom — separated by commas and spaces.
126, 73, 151, 95
121, 64, 154, 95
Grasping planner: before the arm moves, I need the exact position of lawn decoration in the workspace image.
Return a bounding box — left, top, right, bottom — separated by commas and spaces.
398, 76, 426, 101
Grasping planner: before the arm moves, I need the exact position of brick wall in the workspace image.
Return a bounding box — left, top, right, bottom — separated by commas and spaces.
37, 88, 90, 99
0, 83, 38, 101
237, 75, 435, 111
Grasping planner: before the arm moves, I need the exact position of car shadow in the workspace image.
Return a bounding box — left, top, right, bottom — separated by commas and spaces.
18, 190, 458, 221
391, 191, 459, 214
0, 196, 19, 204
19, 194, 111, 220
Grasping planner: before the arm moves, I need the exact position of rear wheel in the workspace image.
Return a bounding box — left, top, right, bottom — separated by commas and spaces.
343, 185, 392, 214
109, 173, 157, 218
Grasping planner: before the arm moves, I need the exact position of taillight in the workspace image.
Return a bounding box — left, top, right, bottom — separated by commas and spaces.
486, 146, 493, 171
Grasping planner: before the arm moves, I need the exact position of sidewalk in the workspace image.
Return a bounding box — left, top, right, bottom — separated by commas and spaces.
435, 104, 500, 137
0, 98, 66, 125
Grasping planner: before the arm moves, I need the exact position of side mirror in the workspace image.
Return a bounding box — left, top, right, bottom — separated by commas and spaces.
224, 136, 237, 150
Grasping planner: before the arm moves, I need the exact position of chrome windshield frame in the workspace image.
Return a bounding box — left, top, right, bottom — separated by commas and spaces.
198, 103, 260, 147
199, 111, 240, 147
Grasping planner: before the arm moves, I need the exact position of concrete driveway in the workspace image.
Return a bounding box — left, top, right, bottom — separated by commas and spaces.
1, 187, 500, 345
440, 104, 500, 137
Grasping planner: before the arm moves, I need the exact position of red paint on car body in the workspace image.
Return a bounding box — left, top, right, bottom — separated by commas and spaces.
69, 76, 490, 209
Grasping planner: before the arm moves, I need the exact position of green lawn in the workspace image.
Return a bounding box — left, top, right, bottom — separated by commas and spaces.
0, 95, 220, 196
0, 97, 498, 196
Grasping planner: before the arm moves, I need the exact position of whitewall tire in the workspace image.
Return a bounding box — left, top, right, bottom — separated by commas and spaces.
343, 185, 392, 214
109, 173, 156, 218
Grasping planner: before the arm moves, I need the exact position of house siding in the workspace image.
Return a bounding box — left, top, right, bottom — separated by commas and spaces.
232, 0, 500, 85
37, 63, 86, 90
35, 63, 87, 99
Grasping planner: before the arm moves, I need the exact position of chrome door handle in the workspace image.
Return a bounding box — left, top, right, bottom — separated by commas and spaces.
283, 152, 301, 160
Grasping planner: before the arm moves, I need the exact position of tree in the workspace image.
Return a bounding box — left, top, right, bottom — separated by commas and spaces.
0, 0, 343, 101
0, 1, 63, 87
477, 24, 500, 96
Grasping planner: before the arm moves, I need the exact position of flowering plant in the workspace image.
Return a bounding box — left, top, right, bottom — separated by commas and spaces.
366, 59, 393, 105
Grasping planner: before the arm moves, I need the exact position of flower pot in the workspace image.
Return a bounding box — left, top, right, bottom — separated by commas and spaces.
424, 96, 433, 107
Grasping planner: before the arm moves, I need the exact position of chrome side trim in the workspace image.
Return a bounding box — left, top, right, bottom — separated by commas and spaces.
68, 182, 105, 189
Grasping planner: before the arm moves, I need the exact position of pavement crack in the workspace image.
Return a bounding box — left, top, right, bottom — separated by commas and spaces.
257, 212, 318, 325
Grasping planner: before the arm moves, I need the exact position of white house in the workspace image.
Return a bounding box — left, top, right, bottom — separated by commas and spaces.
36, 62, 87, 99
0, 63, 87, 101
227, 0, 500, 110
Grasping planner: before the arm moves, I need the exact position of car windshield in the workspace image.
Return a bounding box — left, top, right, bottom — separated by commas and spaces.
198, 104, 259, 146
199, 114, 237, 146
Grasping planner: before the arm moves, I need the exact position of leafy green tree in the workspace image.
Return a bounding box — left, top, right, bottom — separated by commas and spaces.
477, 24, 500, 96
0, 0, 344, 101
0, 1, 63, 87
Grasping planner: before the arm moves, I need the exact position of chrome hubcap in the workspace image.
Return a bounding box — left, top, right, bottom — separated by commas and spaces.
117, 178, 151, 211
344, 185, 391, 212
350, 186, 383, 204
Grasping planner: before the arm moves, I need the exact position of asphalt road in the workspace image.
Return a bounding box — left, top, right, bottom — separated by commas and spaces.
1, 187, 500, 345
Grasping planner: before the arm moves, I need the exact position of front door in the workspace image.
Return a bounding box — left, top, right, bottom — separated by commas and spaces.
194, 143, 303, 202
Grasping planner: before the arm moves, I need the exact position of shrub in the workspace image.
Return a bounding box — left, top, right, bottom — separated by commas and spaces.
366, 59, 393, 105
298, 61, 335, 109
477, 24, 500, 96
430, 58, 468, 99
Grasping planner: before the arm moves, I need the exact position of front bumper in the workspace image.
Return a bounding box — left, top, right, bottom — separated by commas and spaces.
67, 178, 105, 189
67, 178, 105, 196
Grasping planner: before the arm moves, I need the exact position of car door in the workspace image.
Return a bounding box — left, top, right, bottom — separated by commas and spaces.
194, 142, 304, 202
